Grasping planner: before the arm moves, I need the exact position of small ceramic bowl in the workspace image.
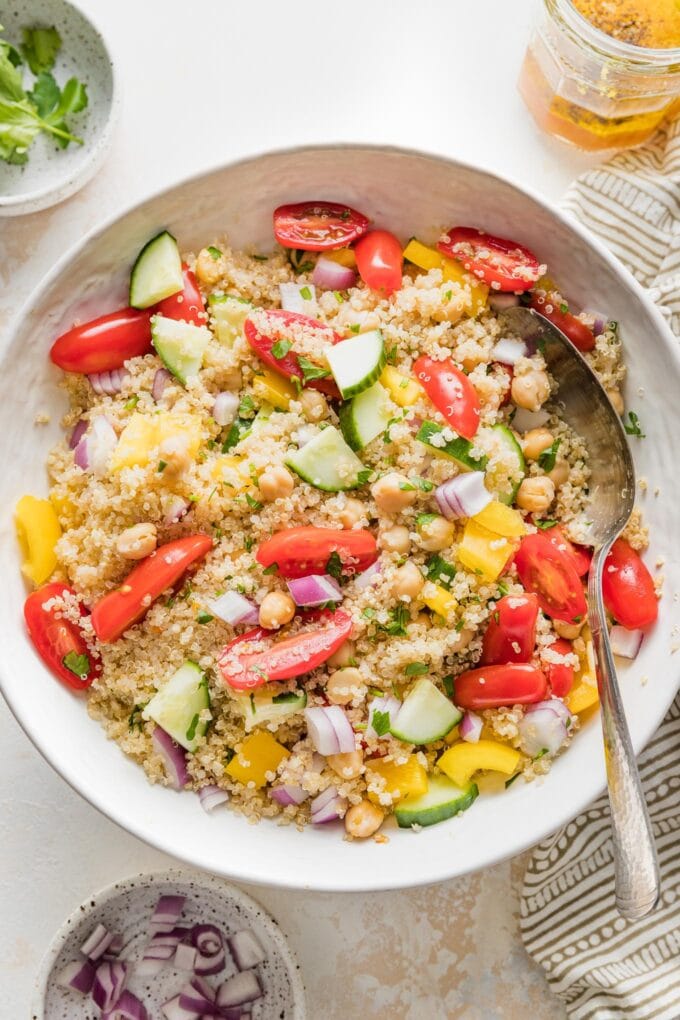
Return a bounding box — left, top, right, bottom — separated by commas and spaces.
0, 0, 117, 216
32, 870, 307, 1019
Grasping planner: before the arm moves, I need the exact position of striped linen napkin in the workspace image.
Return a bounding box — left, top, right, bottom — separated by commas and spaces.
520, 116, 680, 1020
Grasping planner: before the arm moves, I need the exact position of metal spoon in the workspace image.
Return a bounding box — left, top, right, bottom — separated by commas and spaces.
501, 306, 660, 920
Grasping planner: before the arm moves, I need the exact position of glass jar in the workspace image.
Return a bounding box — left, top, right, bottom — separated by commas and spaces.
518, 0, 680, 150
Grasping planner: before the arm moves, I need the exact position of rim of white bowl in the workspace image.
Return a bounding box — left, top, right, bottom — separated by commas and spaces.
4, 143, 680, 891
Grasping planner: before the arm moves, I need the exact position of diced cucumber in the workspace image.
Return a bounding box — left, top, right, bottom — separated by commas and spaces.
416, 420, 488, 472
338, 381, 393, 451
285, 425, 366, 491
151, 314, 211, 385
390, 678, 462, 744
326, 329, 385, 399
231, 689, 307, 732
130, 231, 184, 309
395, 775, 478, 828
484, 424, 525, 505
143, 660, 210, 752
208, 293, 253, 346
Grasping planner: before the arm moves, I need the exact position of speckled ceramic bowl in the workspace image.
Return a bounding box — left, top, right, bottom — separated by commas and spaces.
0, 0, 117, 216
32, 870, 306, 1019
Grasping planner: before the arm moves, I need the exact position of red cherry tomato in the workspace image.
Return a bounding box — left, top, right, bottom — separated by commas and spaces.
244, 309, 342, 397
354, 230, 403, 296
438, 226, 541, 293
219, 609, 353, 691
24, 583, 102, 691
256, 527, 377, 580
546, 638, 575, 698
454, 663, 548, 709
50, 308, 153, 374
273, 202, 370, 251
602, 539, 658, 629
481, 593, 539, 665
543, 524, 592, 577
91, 535, 212, 643
514, 533, 587, 623
412, 355, 481, 440
530, 293, 595, 353
156, 265, 205, 326
494, 364, 513, 407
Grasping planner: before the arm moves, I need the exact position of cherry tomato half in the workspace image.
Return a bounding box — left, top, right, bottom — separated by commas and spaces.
219, 609, 353, 690
244, 309, 342, 397
156, 265, 205, 326
91, 535, 212, 643
602, 539, 658, 630
50, 308, 153, 374
454, 663, 548, 709
438, 227, 541, 293
273, 202, 370, 251
256, 527, 377, 580
546, 638, 575, 698
530, 293, 595, 353
413, 355, 481, 440
481, 593, 539, 665
543, 524, 592, 578
514, 533, 587, 623
24, 582, 101, 691
354, 230, 403, 296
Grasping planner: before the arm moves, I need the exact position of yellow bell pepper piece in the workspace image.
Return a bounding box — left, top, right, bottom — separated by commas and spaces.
252, 369, 298, 411
565, 631, 598, 713
15, 495, 61, 586
403, 239, 489, 316
421, 581, 457, 618
458, 520, 518, 582
379, 365, 423, 408
438, 739, 520, 787
211, 455, 253, 491
366, 755, 428, 802
112, 412, 202, 470
324, 248, 356, 268
473, 501, 526, 539
226, 731, 289, 788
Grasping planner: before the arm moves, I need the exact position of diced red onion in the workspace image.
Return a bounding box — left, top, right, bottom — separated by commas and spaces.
179, 975, 217, 1013
610, 625, 643, 660
511, 407, 550, 433
174, 942, 198, 971
141, 931, 184, 962
81, 923, 114, 961
152, 727, 189, 789
518, 707, 567, 757
460, 710, 483, 743
56, 958, 95, 994
198, 784, 229, 813
74, 415, 117, 476
152, 368, 172, 401
161, 995, 198, 1020
366, 695, 401, 739
209, 590, 259, 626
354, 561, 381, 590
286, 574, 343, 607
103, 933, 125, 959
489, 292, 521, 311
270, 783, 309, 806
150, 894, 186, 931
69, 418, 88, 449
217, 970, 263, 1008
228, 929, 266, 971
310, 786, 346, 824
279, 281, 317, 312
305, 705, 356, 755
491, 337, 528, 365
582, 310, 608, 336
88, 368, 129, 396
92, 960, 128, 1011
213, 391, 239, 426
163, 495, 191, 527
101, 990, 149, 1020
525, 698, 573, 725
191, 923, 225, 976
312, 256, 357, 291
435, 471, 491, 521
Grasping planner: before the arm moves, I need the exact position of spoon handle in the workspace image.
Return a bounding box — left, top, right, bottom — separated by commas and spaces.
588, 545, 660, 919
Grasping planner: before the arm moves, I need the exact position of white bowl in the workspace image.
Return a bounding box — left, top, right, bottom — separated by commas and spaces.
2, 145, 679, 892
0, 0, 117, 216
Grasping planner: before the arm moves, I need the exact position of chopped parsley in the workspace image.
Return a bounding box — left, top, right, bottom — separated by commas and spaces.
398, 480, 416, 491
410, 477, 434, 492
380, 604, 409, 637
62, 650, 89, 679
559, 302, 569, 314
362, 607, 376, 620
237, 393, 256, 418
157, 460, 167, 473
623, 410, 645, 437
533, 748, 549, 761
326, 550, 343, 581
349, 324, 361, 334
424, 553, 456, 590
535, 519, 558, 530
505, 773, 521, 788
333, 290, 344, 303
185, 713, 200, 742
371, 709, 391, 736
262, 562, 279, 575
124, 394, 139, 410
271, 338, 292, 360
288, 249, 314, 273
538, 438, 561, 472
298, 356, 330, 383
222, 417, 251, 452
252, 254, 268, 262
244, 535, 254, 553
245, 492, 263, 510
128, 702, 148, 731
417, 513, 438, 528
196, 611, 214, 624
497, 581, 509, 595
405, 661, 428, 676
206, 245, 222, 260
442, 675, 455, 698
299, 285, 312, 301
385, 345, 398, 365
356, 468, 372, 486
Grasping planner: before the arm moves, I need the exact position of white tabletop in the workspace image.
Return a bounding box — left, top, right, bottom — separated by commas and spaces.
1, 1, 604, 1015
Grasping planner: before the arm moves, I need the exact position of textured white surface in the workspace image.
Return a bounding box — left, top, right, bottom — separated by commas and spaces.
1, 0, 610, 1014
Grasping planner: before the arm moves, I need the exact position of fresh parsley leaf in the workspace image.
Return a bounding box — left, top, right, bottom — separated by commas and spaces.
298, 355, 330, 383
334, 290, 344, 303
399, 480, 416, 491
197, 611, 214, 624
288, 249, 314, 273
157, 460, 167, 473
538, 438, 561, 472
21, 26, 61, 74
245, 492, 262, 510
623, 411, 645, 437
535, 519, 558, 530
559, 302, 568, 314
362, 607, 376, 620
356, 468, 372, 486
424, 553, 456, 590
62, 650, 89, 679
238, 394, 256, 418
128, 702, 148, 731
262, 562, 279, 575
405, 661, 428, 676
222, 417, 252, 452
299, 285, 312, 301
416, 513, 438, 528
185, 713, 200, 742
271, 338, 292, 360
411, 477, 434, 492
371, 709, 391, 736
349, 324, 361, 334
27, 71, 59, 116
244, 535, 254, 552
497, 581, 509, 596
124, 394, 139, 410
442, 675, 455, 698
326, 550, 343, 580
380, 604, 409, 636
207, 245, 222, 260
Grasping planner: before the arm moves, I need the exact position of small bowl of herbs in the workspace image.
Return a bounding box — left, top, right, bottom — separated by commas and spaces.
0, 0, 117, 215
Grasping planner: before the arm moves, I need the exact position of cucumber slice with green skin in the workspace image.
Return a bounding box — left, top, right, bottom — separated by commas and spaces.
209, 294, 253, 346
339, 381, 393, 451
389, 678, 462, 744
151, 314, 212, 385
130, 231, 184, 309
325, 329, 385, 399
416, 420, 488, 472
285, 425, 366, 491
143, 660, 210, 752
485, 424, 526, 505
395, 775, 478, 828
231, 690, 307, 732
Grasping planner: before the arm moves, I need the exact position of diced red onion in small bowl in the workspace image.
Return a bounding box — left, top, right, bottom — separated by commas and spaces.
198, 784, 230, 813
488, 292, 521, 311
460, 710, 483, 743
511, 407, 550, 433
491, 337, 528, 366
208, 590, 259, 626
179, 974, 217, 1012
610, 625, 643, 660
160, 994, 193, 1020
173, 942, 198, 971
310, 786, 346, 824
74, 415, 117, 476
69, 418, 88, 449
152, 368, 172, 401
518, 705, 568, 757
101, 989, 148, 1020
305, 705, 356, 755
88, 368, 129, 396
228, 929, 267, 971
191, 923, 225, 975
279, 281, 317, 312
435, 471, 492, 521
213, 391, 240, 426
163, 495, 191, 527
151, 726, 190, 789
365, 694, 401, 739
150, 895, 186, 931
287, 573, 343, 606
81, 922, 114, 961
92, 960, 129, 1011
103, 932, 125, 959
217, 969, 263, 1008
270, 783, 309, 807
354, 561, 381, 590
312, 256, 357, 291
57, 958, 96, 994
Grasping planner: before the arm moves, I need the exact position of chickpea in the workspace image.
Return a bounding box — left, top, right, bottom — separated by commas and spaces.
371, 472, 418, 514
522, 428, 554, 462
116, 522, 157, 560
158, 435, 192, 477
327, 640, 356, 670
326, 667, 363, 705
258, 591, 296, 629
554, 618, 584, 640
258, 465, 294, 502
548, 459, 570, 488
195, 248, 223, 286
451, 627, 474, 652
511, 369, 550, 411
327, 749, 363, 780
417, 514, 455, 552
344, 799, 385, 839
392, 561, 424, 601
338, 498, 366, 530
606, 388, 624, 416
379, 525, 411, 556
299, 389, 329, 422
516, 476, 555, 513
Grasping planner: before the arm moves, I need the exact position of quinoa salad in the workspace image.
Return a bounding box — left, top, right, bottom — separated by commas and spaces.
16, 203, 660, 841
